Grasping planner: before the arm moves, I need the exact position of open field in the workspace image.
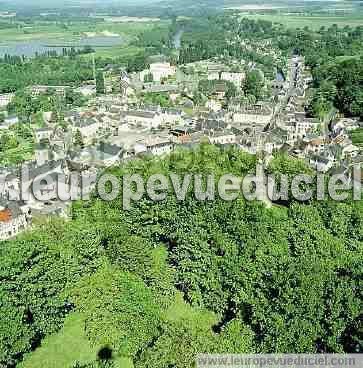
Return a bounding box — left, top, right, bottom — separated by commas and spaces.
351, 128, 363, 147
241, 14, 363, 29
82, 45, 144, 59
0, 20, 166, 42
19, 312, 134, 368
0, 19, 169, 57
19, 313, 98, 368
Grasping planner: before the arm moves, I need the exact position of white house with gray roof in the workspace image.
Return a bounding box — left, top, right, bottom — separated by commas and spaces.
125, 110, 163, 129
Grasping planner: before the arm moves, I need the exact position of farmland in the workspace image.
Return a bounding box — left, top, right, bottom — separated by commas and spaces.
241, 13, 363, 30
0, 18, 170, 58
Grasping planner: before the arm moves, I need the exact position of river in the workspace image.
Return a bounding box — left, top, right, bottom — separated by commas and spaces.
276, 69, 285, 82
173, 29, 184, 49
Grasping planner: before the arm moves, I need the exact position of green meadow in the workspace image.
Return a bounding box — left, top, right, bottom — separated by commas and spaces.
351, 128, 363, 147
0, 19, 169, 58
242, 14, 363, 30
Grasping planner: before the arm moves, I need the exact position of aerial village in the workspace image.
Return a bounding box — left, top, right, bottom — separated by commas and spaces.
0, 51, 362, 240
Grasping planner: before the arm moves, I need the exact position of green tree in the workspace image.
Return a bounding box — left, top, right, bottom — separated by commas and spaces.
96, 72, 105, 95
67, 264, 162, 358
74, 129, 84, 149
243, 70, 264, 101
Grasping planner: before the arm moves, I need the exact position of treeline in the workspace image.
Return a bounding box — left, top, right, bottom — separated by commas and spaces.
0, 47, 95, 67
0, 56, 94, 93
0, 146, 361, 367
309, 57, 363, 119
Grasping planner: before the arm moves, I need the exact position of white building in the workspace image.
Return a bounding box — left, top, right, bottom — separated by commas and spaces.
206, 99, 222, 113
221, 72, 245, 88
28, 85, 69, 97
140, 63, 176, 83
342, 144, 360, 159
161, 109, 184, 125
309, 154, 334, 173
73, 118, 103, 143
134, 138, 173, 156
208, 132, 236, 145
147, 140, 173, 156
207, 72, 220, 81
125, 110, 162, 129
0, 93, 14, 108
21, 161, 64, 205
0, 201, 31, 241
233, 105, 273, 126
75, 85, 96, 97
71, 143, 122, 168
35, 127, 53, 142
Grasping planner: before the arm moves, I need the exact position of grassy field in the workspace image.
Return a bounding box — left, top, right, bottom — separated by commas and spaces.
351, 128, 363, 147
0, 19, 169, 58
0, 20, 165, 42
164, 292, 219, 325
82, 45, 144, 59
19, 313, 98, 368
242, 14, 363, 30
20, 312, 134, 368
336, 54, 363, 62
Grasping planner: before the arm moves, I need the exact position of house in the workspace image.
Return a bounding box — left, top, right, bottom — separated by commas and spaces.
208, 71, 220, 81
309, 154, 334, 173
161, 108, 184, 125
35, 143, 51, 166
232, 104, 273, 127
220, 72, 245, 88
342, 144, 360, 159
71, 143, 123, 167
140, 62, 176, 83
213, 83, 227, 100
170, 126, 192, 144
35, 127, 53, 143
75, 85, 96, 97
264, 128, 288, 153
304, 137, 327, 154
206, 99, 222, 113
133, 137, 173, 157
125, 110, 162, 129
28, 85, 69, 97
0, 200, 31, 241
21, 160, 64, 204
0, 169, 20, 201
285, 115, 319, 142
208, 132, 236, 145
146, 138, 173, 156
73, 118, 103, 143
332, 118, 360, 133
142, 84, 179, 94
0, 93, 14, 108
0, 115, 19, 129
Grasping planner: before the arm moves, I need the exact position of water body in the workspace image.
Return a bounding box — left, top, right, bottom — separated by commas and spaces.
173, 29, 184, 49
276, 69, 286, 82
0, 36, 123, 58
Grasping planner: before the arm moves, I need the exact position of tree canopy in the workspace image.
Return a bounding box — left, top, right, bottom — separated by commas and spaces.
1, 146, 361, 368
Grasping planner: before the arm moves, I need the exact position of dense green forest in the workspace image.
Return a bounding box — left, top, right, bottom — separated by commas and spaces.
1, 146, 362, 367
0, 56, 94, 94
